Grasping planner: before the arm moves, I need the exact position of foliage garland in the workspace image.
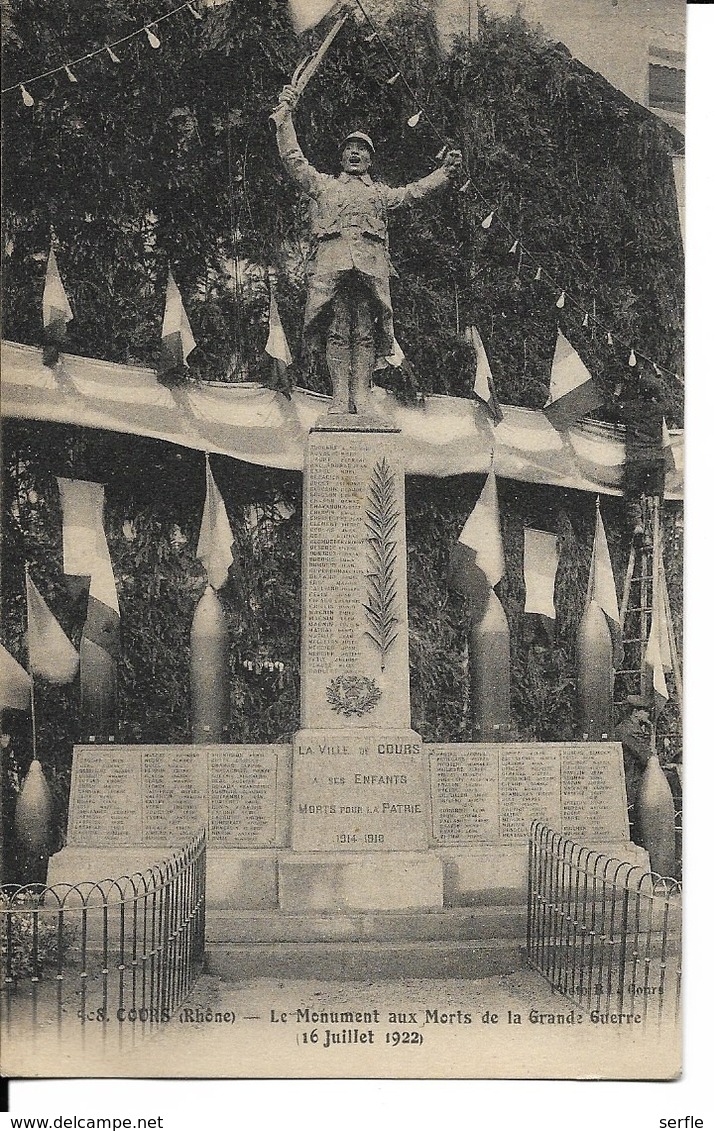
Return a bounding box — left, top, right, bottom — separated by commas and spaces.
1, 417, 683, 880
1, 1, 684, 879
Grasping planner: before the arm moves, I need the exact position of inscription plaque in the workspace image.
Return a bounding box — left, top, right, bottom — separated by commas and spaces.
66, 744, 290, 848
143, 747, 207, 846
428, 746, 499, 844
428, 742, 629, 845
498, 746, 561, 840
292, 729, 427, 851
68, 746, 143, 846
560, 743, 629, 841
305, 440, 366, 677
208, 746, 281, 847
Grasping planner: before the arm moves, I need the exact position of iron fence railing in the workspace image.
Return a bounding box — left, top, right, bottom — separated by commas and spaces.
1, 830, 206, 1046
527, 821, 681, 1027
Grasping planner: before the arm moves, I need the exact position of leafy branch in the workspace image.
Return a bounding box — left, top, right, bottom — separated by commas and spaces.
363, 457, 400, 670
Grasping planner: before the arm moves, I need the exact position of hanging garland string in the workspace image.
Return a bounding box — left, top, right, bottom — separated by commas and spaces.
0, 0, 204, 100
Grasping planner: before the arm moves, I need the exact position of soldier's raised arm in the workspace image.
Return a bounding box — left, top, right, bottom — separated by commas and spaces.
381, 149, 463, 209
271, 84, 325, 198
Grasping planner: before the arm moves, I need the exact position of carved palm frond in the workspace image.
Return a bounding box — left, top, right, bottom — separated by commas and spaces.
363, 457, 400, 670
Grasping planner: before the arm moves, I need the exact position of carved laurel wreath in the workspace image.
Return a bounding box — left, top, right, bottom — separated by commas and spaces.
326, 674, 382, 718
363, 457, 399, 670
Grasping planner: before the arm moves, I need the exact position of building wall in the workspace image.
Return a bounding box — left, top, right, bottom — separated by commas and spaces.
434, 0, 685, 132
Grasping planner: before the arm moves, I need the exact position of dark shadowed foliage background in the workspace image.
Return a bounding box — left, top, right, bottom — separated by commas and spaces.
1, 0, 683, 876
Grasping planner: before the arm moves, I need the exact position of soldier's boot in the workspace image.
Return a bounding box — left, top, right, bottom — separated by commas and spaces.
350, 301, 376, 415
326, 299, 352, 414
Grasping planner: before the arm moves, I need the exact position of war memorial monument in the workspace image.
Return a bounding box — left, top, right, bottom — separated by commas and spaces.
1, 2, 683, 1082
46, 87, 648, 973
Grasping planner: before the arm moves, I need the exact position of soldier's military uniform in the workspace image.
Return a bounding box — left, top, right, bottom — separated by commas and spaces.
614, 695, 652, 844
273, 108, 452, 412
613, 374, 666, 537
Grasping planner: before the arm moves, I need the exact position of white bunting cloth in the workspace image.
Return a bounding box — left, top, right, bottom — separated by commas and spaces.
1, 340, 683, 499
523, 529, 558, 621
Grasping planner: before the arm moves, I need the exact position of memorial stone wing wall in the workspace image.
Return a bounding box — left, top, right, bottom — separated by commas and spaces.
67, 741, 628, 852
67, 745, 291, 848
427, 743, 629, 845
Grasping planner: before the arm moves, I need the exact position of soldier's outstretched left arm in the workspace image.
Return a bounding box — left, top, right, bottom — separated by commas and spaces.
383, 149, 463, 208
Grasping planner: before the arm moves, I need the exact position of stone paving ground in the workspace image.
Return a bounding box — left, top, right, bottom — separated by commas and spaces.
2, 964, 681, 1081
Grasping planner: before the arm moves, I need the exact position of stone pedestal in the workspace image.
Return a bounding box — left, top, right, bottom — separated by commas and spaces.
50, 738, 644, 916
300, 423, 410, 730
278, 852, 443, 912
286, 423, 438, 908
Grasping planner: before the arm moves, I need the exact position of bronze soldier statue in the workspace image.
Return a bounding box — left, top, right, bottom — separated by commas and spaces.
272, 83, 462, 414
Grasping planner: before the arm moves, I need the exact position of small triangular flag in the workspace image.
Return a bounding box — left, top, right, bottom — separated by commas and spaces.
448, 468, 505, 619
0, 644, 31, 710
265, 288, 293, 368
160, 269, 196, 379
586, 502, 623, 670
26, 572, 79, 684
543, 330, 603, 431
42, 249, 73, 333
465, 326, 503, 424
197, 456, 235, 591
42, 248, 74, 366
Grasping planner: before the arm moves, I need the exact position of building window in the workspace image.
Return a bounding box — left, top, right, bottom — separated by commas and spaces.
648, 47, 685, 117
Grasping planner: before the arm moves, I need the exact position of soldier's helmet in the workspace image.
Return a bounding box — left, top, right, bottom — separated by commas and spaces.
341, 130, 375, 154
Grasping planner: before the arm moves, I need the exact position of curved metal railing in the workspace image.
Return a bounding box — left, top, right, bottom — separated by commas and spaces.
1, 830, 206, 1043
526, 821, 681, 1027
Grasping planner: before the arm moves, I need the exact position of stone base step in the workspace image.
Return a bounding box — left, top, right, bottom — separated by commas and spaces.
206, 906, 526, 944
205, 939, 524, 981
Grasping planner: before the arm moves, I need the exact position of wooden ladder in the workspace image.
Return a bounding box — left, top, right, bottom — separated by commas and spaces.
617, 496, 682, 729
